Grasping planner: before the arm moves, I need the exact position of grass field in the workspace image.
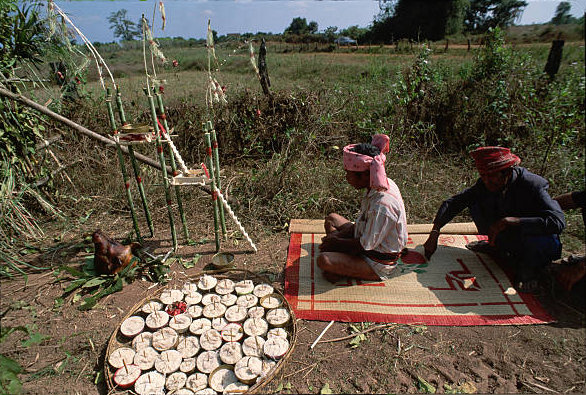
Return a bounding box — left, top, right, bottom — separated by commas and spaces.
28, 36, 580, 258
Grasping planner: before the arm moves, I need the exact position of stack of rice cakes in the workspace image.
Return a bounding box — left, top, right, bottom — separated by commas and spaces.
107, 275, 294, 394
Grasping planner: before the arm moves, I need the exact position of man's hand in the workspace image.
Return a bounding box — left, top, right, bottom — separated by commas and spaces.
557, 258, 586, 291
424, 231, 440, 261
488, 217, 520, 246
319, 234, 341, 252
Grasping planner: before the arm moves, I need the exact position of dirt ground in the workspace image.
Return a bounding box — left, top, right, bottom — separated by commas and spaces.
1, 212, 585, 395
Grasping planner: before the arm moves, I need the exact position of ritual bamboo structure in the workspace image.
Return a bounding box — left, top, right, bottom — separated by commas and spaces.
105, 88, 142, 242
115, 85, 154, 237
204, 125, 221, 252
207, 120, 227, 237
155, 90, 189, 241
144, 88, 177, 251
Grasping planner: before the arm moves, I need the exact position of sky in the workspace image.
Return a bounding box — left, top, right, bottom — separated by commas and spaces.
48, 0, 586, 44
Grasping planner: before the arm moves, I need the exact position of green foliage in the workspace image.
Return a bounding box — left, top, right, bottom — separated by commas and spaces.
465, 0, 528, 33
550, 2, 578, 25
53, 248, 170, 311
0, 354, 23, 395
417, 376, 437, 393
0, 0, 46, 68
54, 253, 130, 310
369, 0, 469, 42
348, 323, 368, 348
107, 9, 141, 42
0, 1, 48, 169
284, 17, 318, 35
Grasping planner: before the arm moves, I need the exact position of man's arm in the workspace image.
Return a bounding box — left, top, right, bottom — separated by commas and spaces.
555, 190, 585, 211
319, 234, 364, 254
513, 180, 565, 236
554, 192, 578, 211
424, 185, 478, 260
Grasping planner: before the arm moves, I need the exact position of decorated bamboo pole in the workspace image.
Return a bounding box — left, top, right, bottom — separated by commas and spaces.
115, 85, 155, 237
214, 187, 257, 252
204, 124, 221, 252
155, 90, 190, 241
207, 120, 226, 237
144, 87, 178, 251
106, 88, 142, 242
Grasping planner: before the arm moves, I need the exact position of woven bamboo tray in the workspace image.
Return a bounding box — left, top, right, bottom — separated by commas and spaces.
105, 268, 296, 394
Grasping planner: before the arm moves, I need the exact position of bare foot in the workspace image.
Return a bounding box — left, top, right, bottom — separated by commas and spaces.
556, 259, 586, 291
322, 270, 343, 284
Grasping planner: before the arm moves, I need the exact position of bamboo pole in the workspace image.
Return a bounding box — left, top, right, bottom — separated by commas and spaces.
207, 121, 226, 237
106, 88, 142, 242
144, 88, 177, 251
115, 85, 155, 237
204, 124, 221, 252
155, 91, 189, 241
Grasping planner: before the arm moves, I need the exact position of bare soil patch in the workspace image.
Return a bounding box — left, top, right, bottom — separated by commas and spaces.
1, 213, 584, 395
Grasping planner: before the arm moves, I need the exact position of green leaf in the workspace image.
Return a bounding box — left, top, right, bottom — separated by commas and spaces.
417, 376, 436, 393
0, 354, 23, 375
1, 326, 29, 344
60, 265, 88, 279
5, 374, 23, 395
118, 257, 139, 278
63, 278, 88, 293
82, 277, 107, 288
284, 382, 292, 389
320, 383, 333, 394
21, 332, 49, 347
53, 298, 64, 309
165, 257, 176, 265
275, 382, 283, 392
181, 254, 201, 269
71, 292, 82, 304
349, 333, 366, 348
78, 296, 98, 311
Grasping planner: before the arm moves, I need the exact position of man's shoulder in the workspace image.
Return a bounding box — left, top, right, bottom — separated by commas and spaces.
367, 188, 404, 214
513, 167, 548, 189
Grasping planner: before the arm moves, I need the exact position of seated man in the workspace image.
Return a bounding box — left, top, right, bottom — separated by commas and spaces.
553, 190, 585, 292
317, 134, 408, 282
423, 146, 565, 292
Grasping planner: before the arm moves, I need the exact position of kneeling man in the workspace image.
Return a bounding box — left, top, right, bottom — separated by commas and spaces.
424, 146, 565, 292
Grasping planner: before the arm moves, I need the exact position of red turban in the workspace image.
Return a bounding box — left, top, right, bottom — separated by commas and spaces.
470, 146, 521, 175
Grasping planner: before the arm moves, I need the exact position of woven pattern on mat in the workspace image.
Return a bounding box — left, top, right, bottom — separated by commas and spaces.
284, 232, 554, 326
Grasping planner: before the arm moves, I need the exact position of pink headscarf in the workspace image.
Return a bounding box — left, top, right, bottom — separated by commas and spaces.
343, 134, 390, 190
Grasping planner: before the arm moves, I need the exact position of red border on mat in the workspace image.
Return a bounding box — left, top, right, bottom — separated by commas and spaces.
284, 233, 555, 326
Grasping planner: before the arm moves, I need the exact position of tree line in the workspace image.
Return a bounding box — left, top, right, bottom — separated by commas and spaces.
108, 1, 584, 44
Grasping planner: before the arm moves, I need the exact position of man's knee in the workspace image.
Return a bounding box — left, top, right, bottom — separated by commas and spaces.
316, 253, 330, 270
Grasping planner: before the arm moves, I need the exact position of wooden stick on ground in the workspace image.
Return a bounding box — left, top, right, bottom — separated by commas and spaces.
310, 320, 334, 349
317, 323, 398, 344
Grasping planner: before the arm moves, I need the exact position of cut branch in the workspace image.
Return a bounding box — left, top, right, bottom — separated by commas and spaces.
35, 136, 62, 152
